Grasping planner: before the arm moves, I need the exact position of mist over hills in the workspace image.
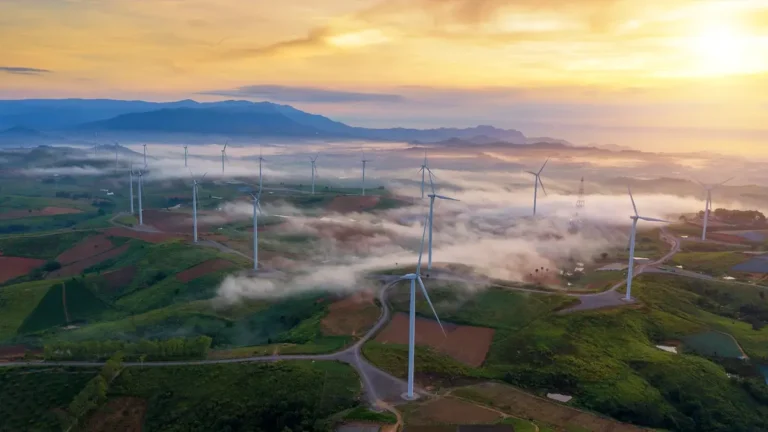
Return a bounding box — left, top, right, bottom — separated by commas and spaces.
0, 98, 527, 144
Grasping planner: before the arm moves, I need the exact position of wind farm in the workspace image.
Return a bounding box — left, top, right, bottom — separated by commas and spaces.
0, 106, 767, 432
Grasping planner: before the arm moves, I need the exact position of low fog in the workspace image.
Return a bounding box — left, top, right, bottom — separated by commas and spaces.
11, 140, 767, 306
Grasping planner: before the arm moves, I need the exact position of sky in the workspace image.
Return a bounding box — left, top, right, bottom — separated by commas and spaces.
1, 0, 767, 153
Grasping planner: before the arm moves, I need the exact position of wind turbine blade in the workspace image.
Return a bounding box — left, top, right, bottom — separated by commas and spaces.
525, 171, 538, 176
628, 186, 638, 216
428, 171, 436, 195
201, 172, 207, 181
416, 214, 428, 272
223, 141, 228, 151
638, 216, 669, 223
538, 177, 548, 196
717, 177, 734, 187
435, 195, 459, 202
538, 157, 550, 174
417, 277, 446, 336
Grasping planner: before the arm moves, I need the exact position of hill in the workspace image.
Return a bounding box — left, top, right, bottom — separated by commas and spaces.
0, 98, 529, 142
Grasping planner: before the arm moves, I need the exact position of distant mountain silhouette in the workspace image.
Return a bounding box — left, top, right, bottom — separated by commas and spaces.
0, 98, 529, 142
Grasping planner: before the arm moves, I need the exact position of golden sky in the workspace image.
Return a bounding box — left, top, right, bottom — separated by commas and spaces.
1, 0, 767, 153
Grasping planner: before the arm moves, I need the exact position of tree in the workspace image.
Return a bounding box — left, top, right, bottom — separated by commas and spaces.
600, 252, 609, 260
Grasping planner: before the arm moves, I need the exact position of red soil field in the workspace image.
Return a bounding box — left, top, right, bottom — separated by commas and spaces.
104, 227, 183, 243
321, 291, 380, 337
0, 256, 45, 283
101, 266, 136, 292
0, 345, 32, 361
176, 258, 235, 283
0, 206, 82, 220
48, 244, 131, 278
411, 397, 502, 425
376, 313, 495, 367
142, 209, 237, 233
326, 196, 381, 213
86, 397, 147, 432
56, 235, 115, 265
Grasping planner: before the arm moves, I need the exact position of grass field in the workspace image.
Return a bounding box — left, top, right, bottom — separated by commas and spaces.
683, 331, 746, 358
0, 279, 55, 341
670, 251, 751, 276
0, 230, 96, 259
18, 279, 113, 334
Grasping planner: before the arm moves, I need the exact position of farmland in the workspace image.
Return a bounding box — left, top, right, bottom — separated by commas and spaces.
375, 313, 495, 367
0, 256, 45, 283
669, 251, 752, 276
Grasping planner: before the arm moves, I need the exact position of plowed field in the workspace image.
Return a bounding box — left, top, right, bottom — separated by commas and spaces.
0, 256, 44, 283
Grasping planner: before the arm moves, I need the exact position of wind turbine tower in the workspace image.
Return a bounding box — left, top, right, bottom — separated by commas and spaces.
137, 170, 144, 226
190, 172, 206, 243
361, 149, 371, 196
251, 189, 263, 271
625, 187, 667, 300
142, 144, 148, 168
129, 163, 135, 214
257, 146, 266, 192
698, 178, 732, 241
309, 155, 319, 195
183, 145, 188, 167
526, 158, 549, 216
400, 215, 445, 400
114, 143, 119, 173
220, 142, 228, 174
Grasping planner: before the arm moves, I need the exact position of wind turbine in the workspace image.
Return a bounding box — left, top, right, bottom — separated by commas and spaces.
625, 187, 667, 301
361, 149, 372, 196
142, 144, 148, 168
220, 141, 228, 174
183, 145, 188, 167
400, 214, 445, 400
697, 178, 733, 241
251, 188, 263, 271
257, 146, 266, 192
128, 163, 135, 214
417, 151, 434, 199
526, 158, 549, 216
309, 154, 319, 195
137, 170, 144, 226
424, 171, 458, 271
190, 171, 207, 243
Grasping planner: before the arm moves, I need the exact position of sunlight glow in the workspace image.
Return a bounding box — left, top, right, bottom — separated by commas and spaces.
684, 24, 763, 77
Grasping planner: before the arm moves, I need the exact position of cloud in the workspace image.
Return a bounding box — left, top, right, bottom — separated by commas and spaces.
200, 85, 405, 103
0, 66, 51, 75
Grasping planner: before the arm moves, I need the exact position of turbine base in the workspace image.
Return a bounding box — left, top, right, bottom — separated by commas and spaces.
621, 296, 636, 303
401, 392, 421, 401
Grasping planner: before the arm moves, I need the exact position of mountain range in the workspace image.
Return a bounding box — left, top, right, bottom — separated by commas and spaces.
0, 99, 528, 144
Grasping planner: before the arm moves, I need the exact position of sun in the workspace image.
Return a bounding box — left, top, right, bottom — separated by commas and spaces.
684, 24, 757, 77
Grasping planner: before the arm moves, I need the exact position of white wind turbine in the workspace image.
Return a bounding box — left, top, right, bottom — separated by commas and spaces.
361, 149, 372, 196
526, 158, 549, 216
257, 146, 266, 192
425, 171, 459, 271
697, 178, 733, 241
400, 214, 446, 400
220, 141, 229, 174
137, 169, 144, 226
183, 145, 188, 167
142, 144, 148, 168
309, 154, 319, 195
128, 163, 135, 214
190, 171, 207, 243
625, 187, 668, 301
417, 151, 434, 199
251, 187, 263, 271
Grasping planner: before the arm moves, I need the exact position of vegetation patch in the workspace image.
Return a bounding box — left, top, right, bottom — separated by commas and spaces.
18, 279, 112, 333
107, 361, 360, 432
683, 331, 747, 358
0, 279, 54, 341
0, 230, 95, 259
